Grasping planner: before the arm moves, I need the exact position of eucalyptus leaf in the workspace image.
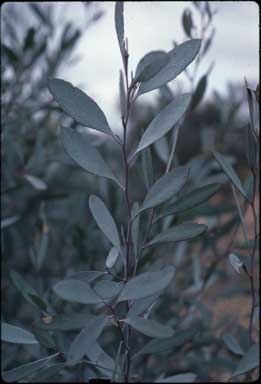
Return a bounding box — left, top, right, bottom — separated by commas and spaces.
1, 322, 39, 344
191, 74, 207, 110
115, 1, 124, 56
135, 94, 191, 154
85, 341, 115, 377
10, 270, 48, 312
146, 223, 206, 247
135, 51, 169, 82
1, 215, 20, 229
159, 183, 221, 217
52, 279, 101, 304
222, 333, 245, 356
131, 202, 140, 258
106, 246, 119, 269
118, 266, 175, 301
67, 316, 107, 365
94, 280, 124, 301
89, 195, 121, 249
2, 354, 58, 382
245, 123, 257, 167
155, 373, 197, 383
24, 174, 47, 190
141, 147, 154, 190
138, 39, 201, 95
125, 316, 174, 338
232, 343, 259, 377
68, 270, 105, 283
212, 151, 248, 200
142, 166, 188, 211
48, 78, 112, 135
128, 294, 160, 317
61, 127, 121, 186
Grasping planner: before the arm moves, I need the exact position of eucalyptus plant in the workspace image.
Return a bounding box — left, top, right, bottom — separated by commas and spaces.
1, 2, 259, 383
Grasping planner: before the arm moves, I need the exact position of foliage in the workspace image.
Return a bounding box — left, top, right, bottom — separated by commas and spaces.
1, 2, 259, 383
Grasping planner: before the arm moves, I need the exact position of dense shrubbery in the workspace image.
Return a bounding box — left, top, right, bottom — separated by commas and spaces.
1, 2, 259, 382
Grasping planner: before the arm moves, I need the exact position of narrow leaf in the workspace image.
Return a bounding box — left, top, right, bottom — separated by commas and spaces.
1, 322, 38, 344
232, 343, 259, 377
160, 183, 221, 217
85, 341, 115, 377
52, 279, 101, 304
106, 247, 119, 269
136, 94, 191, 154
146, 223, 206, 247
115, 1, 124, 56
155, 373, 197, 383
1, 215, 20, 229
10, 270, 48, 312
142, 166, 188, 211
61, 126, 120, 186
89, 195, 121, 249
125, 316, 174, 338
24, 174, 47, 190
222, 333, 245, 356
36, 313, 97, 331
141, 147, 154, 190
135, 51, 169, 82
67, 316, 107, 365
212, 151, 248, 200
2, 354, 58, 382
138, 39, 201, 95
191, 74, 207, 110
118, 266, 175, 301
48, 78, 111, 135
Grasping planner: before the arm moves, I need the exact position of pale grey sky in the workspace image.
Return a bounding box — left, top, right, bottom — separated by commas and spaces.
38, 2, 259, 129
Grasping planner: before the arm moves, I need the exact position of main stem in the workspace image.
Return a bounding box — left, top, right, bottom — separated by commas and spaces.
121, 49, 133, 382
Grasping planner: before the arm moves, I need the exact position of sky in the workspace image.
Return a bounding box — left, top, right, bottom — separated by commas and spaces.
59, 1, 259, 129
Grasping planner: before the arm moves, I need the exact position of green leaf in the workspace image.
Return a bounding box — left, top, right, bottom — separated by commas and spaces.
118, 266, 175, 301
128, 294, 159, 317
1, 215, 20, 229
119, 70, 126, 117
48, 79, 112, 135
222, 333, 245, 356
138, 39, 201, 95
141, 147, 154, 190
106, 246, 119, 269
212, 151, 248, 200
28, 363, 66, 382
160, 183, 221, 217
135, 94, 191, 154
36, 313, 98, 331
115, 1, 124, 56
125, 316, 173, 338
2, 354, 58, 382
1, 322, 38, 344
10, 270, 48, 312
61, 127, 121, 187
131, 202, 140, 259
135, 328, 198, 356
24, 174, 47, 191
142, 166, 188, 211
52, 279, 101, 304
245, 124, 257, 167
191, 74, 207, 110
85, 341, 115, 377
67, 316, 107, 365
89, 195, 121, 249
153, 135, 170, 164
146, 222, 206, 247
155, 373, 197, 383
135, 51, 169, 82
94, 280, 124, 301
182, 8, 194, 37
68, 270, 105, 283
232, 343, 259, 377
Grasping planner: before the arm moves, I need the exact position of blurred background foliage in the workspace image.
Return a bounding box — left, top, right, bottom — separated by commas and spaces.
1, 1, 259, 382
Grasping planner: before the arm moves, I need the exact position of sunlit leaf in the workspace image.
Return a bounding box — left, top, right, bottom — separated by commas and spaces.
48, 78, 112, 135
135, 94, 191, 154
138, 39, 201, 95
